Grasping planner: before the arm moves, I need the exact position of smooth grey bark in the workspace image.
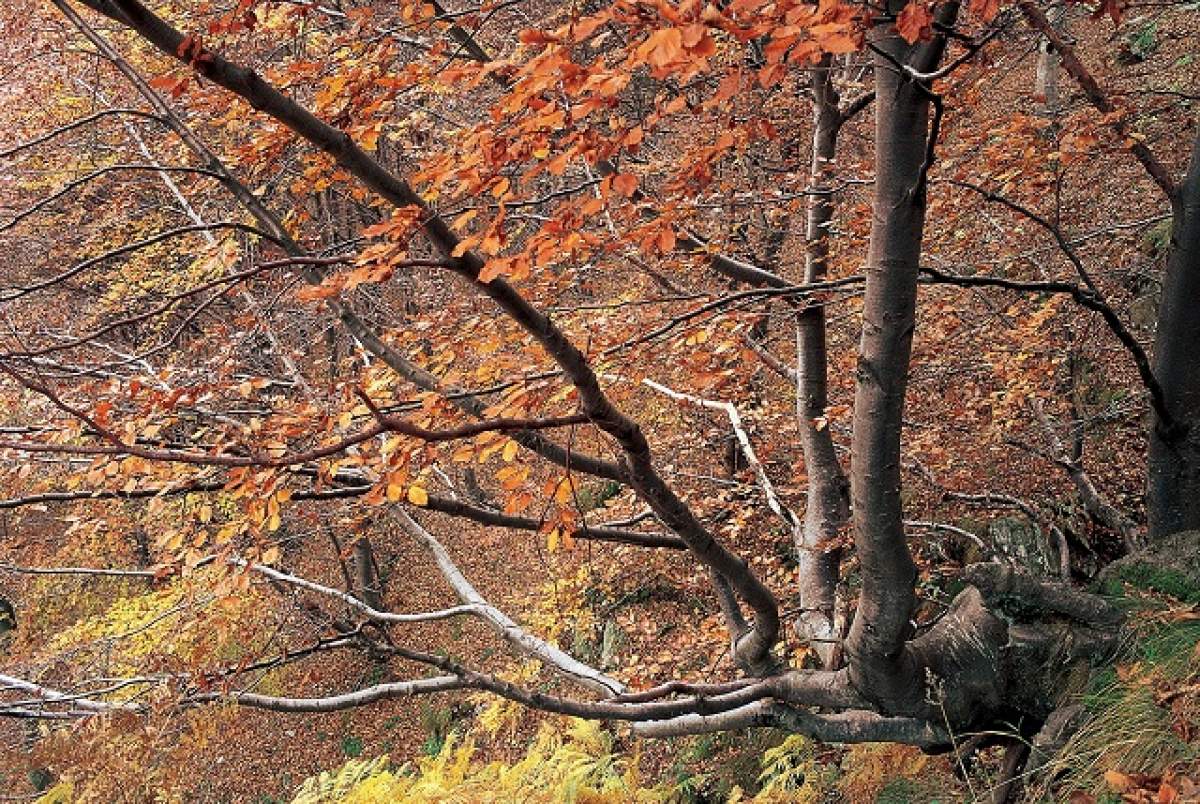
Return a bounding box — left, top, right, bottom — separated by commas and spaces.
353, 536, 385, 612
1149, 131, 1200, 538
844, 3, 958, 711
1033, 3, 1064, 113
795, 56, 851, 668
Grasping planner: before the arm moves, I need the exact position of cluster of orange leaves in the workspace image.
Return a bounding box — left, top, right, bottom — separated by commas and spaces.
1089, 769, 1200, 803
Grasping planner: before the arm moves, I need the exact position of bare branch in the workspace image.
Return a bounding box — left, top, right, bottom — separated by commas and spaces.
0, 164, 222, 233
643, 378, 799, 530
55, 0, 624, 484
393, 510, 626, 696
66, 0, 782, 670
0, 108, 162, 159
1017, 0, 1177, 200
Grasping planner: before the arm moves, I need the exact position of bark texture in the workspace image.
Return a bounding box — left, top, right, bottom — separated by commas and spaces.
795, 57, 851, 667
1033, 3, 1064, 113
844, 4, 957, 711
1149, 131, 1200, 538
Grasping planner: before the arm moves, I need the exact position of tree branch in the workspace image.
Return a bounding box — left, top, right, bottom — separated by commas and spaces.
1016, 0, 1177, 200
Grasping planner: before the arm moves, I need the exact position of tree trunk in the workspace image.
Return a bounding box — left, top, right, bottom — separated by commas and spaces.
845, 3, 958, 712
1034, 3, 1064, 113
795, 56, 851, 668
1149, 132, 1200, 538
354, 536, 385, 612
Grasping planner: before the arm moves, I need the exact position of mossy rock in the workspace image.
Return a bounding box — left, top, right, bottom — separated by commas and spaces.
1098, 530, 1200, 603
987, 516, 1055, 576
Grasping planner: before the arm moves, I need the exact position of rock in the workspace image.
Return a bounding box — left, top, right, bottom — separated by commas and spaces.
1098, 530, 1200, 603
987, 516, 1055, 576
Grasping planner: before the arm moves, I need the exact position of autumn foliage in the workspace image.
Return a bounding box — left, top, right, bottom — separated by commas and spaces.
0, 0, 1198, 800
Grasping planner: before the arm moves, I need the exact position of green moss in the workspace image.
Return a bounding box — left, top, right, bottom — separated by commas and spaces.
1141, 217, 1173, 257
1109, 562, 1200, 603
876, 777, 920, 804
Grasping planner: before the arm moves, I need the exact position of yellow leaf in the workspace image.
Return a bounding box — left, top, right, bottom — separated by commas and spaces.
387, 482, 403, 502
215, 524, 238, 545
407, 485, 429, 506
502, 439, 519, 462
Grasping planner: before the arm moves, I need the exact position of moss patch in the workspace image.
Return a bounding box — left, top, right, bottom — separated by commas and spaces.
1103, 562, 1200, 603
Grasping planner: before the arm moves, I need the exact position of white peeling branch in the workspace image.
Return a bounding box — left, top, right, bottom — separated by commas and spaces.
642, 378, 799, 529
188, 675, 467, 712
228, 559, 484, 624
0, 673, 141, 715
904, 520, 993, 556
0, 562, 157, 578
393, 510, 626, 696
633, 699, 948, 747
0, 670, 467, 718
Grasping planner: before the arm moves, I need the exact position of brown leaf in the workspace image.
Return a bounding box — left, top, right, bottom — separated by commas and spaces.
896, 1, 933, 44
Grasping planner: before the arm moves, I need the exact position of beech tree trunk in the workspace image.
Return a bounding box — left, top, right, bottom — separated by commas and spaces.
1034, 3, 1064, 113
795, 56, 851, 667
353, 536, 385, 612
845, 3, 957, 712
1149, 131, 1200, 538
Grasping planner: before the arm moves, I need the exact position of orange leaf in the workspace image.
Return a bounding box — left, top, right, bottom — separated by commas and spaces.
821, 33, 859, 54
969, 0, 1000, 21
640, 28, 683, 68
681, 23, 708, 48
1104, 770, 1134, 792
896, 2, 933, 44
612, 173, 639, 197
657, 226, 676, 253
713, 70, 743, 103
518, 28, 559, 45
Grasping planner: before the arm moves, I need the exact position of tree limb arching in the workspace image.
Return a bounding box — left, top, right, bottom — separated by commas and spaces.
71, 0, 782, 673
54, 0, 624, 485
391, 509, 626, 696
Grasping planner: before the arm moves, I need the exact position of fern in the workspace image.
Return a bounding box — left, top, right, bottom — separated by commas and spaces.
290, 720, 675, 803
292, 756, 391, 804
